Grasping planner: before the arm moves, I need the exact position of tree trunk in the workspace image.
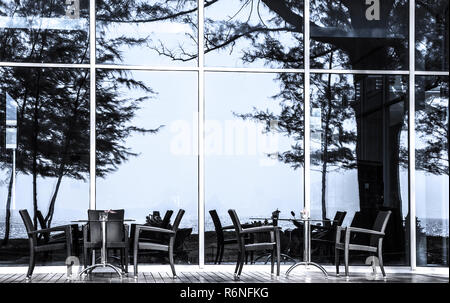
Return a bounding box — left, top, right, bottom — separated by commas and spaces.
2, 168, 14, 246
43, 70, 88, 228
31, 69, 42, 229
320, 54, 334, 220
45, 166, 64, 228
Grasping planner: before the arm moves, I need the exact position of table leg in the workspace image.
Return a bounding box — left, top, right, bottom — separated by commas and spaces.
286, 219, 328, 278
101, 220, 107, 265
78, 219, 123, 278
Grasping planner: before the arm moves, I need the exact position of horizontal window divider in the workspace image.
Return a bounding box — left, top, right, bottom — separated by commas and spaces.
310, 69, 409, 75
95, 64, 199, 72
204, 67, 304, 73
414, 71, 450, 76
0, 62, 90, 69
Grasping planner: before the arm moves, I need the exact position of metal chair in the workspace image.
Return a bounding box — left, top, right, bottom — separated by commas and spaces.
36, 210, 81, 257
311, 211, 347, 263
253, 210, 296, 264
228, 209, 281, 280
133, 209, 185, 278
82, 209, 129, 273
335, 210, 392, 277
19, 209, 73, 280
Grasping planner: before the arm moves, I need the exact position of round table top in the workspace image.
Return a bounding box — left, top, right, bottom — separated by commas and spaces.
71, 219, 135, 223
249, 217, 338, 222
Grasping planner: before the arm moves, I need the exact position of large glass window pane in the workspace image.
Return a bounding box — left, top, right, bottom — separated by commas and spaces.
0, 67, 90, 265
0, 0, 89, 64
310, 0, 409, 70
205, 1, 304, 69
415, 76, 449, 266
96, 0, 197, 66
205, 72, 304, 264
310, 73, 409, 265
415, 1, 449, 71
96, 70, 198, 264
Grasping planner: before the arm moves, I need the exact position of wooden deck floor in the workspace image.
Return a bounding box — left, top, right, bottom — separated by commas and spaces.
0, 267, 447, 283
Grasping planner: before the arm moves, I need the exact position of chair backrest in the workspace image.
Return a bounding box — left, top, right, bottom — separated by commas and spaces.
271, 209, 280, 227
87, 209, 125, 243
369, 210, 392, 246
209, 210, 224, 241
332, 211, 347, 228
161, 210, 174, 229
228, 209, 244, 247
228, 209, 242, 230
171, 209, 185, 233
19, 209, 37, 243
35, 210, 50, 242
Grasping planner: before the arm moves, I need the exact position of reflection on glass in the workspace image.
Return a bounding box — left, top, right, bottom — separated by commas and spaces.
0, 67, 90, 264
415, 76, 449, 266
415, 1, 449, 71
96, 0, 197, 66
205, 72, 304, 264
96, 70, 198, 264
310, 0, 409, 70
310, 74, 409, 265
205, 0, 304, 68
0, 0, 89, 63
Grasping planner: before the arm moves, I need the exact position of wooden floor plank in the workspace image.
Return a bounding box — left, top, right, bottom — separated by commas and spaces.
151, 272, 164, 283
143, 272, 156, 283
5, 274, 21, 283
204, 271, 226, 283
0, 273, 15, 283
183, 272, 201, 282
30, 273, 49, 283
179, 272, 196, 283
0, 270, 447, 284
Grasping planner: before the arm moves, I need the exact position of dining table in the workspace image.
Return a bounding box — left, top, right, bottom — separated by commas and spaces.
71, 217, 135, 278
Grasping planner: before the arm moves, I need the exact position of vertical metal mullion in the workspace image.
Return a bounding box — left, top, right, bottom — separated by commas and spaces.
408, 0, 416, 270
89, 0, 96, 210
304, 0, 311, 214
198, 0, 205, 268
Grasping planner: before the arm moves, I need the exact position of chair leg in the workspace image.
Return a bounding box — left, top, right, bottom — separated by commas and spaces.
344, 248, 349, 277
270, 250, 274, 275
92, 249, 96, 266
378, 248, 386, 278
234, 250, 242, 275
237, 250, 245, 277
27, 249, 36, 279
133, 248, 138, 278
219, 245, 225, 264
83, 247, 88, 269
169, 245, 177, 278
335, 248, 340, 276
124, 247, 129, 273
214, 242, 220, 264
237, 249, 245, 277
276, 235, 281, 277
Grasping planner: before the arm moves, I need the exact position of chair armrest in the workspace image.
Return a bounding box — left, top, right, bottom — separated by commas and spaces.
311, 225, 331, 232
222, 225, 235, 230
135, 225, 175, 235
29, 225, 71, 235
241, 226, 281, 234
347, 227, 384, 236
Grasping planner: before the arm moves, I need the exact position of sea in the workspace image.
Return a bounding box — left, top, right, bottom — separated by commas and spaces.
0, 216, 448, 239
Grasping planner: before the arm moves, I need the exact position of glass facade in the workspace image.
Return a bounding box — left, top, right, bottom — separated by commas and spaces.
0, 0, 448, 269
